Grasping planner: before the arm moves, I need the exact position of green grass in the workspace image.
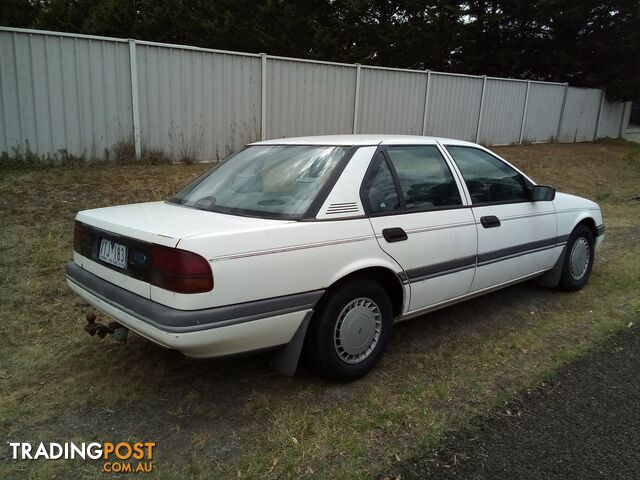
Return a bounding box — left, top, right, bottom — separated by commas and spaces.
1, 140, 639, 478
0, 140, 182, 170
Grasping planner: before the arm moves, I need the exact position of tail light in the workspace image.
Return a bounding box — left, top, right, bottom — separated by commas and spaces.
150, 244, 213, 294
73, 221, 84, 253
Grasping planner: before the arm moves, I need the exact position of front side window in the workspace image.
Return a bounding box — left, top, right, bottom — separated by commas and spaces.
168, 145, 350, 219
386, 146, 463, 210
446, 146, 531, 204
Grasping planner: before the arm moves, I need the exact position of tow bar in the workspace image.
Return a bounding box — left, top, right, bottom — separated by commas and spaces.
84, 312, 129, 343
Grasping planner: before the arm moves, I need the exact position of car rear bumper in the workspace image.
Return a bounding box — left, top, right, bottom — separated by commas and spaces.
66, 262, 321, 358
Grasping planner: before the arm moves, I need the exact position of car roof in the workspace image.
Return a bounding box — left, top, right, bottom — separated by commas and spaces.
250, 134, 478, 147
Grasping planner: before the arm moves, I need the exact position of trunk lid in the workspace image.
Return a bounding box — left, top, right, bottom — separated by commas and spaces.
76, 201, 289, 247
74, 201, 293, 300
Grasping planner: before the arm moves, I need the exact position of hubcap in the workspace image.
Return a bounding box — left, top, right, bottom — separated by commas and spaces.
569, 237, 590, 281
334, 297, 382, 364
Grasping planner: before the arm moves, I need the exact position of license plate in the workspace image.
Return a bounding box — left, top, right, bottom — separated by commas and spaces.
98, 238, 128, 269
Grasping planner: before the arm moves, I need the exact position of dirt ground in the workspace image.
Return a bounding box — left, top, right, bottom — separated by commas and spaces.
391, 323, 640, 479
1, 140, 639, 479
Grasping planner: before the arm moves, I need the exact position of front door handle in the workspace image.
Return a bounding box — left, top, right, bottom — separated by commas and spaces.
382, 227, 408, 243
480, 215, 501, 228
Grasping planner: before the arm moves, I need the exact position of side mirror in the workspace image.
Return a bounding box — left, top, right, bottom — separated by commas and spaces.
532, 185, 556, 202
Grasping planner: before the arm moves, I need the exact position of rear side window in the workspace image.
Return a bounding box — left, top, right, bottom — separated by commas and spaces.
363, 154, 401, 213
385, 146, 462, 210
446, 146, 531, 204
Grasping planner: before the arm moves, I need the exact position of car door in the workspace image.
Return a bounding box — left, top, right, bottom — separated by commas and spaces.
443, 144, 557, 292
363, 144, 478, 313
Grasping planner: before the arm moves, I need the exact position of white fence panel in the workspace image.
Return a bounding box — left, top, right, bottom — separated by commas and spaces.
357, 67, 427, 135
424, 73, 483, 142
478, 79, 528, 145
0, 27, 630, 161
266, 58, 356, 139
0, 29, 132, 158
522, 83, 566, 143
136, 43, 261, 161
558, 87, 602, 143
597, 99, 625, 139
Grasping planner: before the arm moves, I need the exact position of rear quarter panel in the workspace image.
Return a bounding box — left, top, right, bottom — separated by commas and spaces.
164, 219, 404, 309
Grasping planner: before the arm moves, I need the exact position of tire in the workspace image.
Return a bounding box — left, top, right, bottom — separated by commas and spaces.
558, 224, 595, 291
303, 276, 393, 382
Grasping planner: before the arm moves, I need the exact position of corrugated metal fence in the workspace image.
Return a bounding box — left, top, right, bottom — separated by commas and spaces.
0, 27, 629, 161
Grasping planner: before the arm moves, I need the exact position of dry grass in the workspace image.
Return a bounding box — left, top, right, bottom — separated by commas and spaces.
1, 141, 639, 479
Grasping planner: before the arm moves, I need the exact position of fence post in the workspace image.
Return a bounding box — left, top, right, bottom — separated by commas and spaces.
353, 63, 362, 134
260, 53, 267, 141
593, 89, 605, 140
475, 75, 487, 143
519, 80, 531, 144
421, 70, 431, 135
619, 101, 630, 138
556, 82, 569, 142
128, 39, 141, 159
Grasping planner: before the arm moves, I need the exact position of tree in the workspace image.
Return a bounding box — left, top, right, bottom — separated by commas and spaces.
0, 0, 40, 27
0, 0, 638, 100
455, 0, 640, 100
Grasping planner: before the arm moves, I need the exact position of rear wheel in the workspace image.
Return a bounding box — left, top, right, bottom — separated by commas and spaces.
303, 276, 393, 381
558, 224, 595, 291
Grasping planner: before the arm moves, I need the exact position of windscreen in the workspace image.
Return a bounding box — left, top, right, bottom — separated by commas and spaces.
168, 145, 350, 219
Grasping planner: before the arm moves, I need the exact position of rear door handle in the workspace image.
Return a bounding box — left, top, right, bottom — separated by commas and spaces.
480, 215, 501, 228
382, 227, 408, 243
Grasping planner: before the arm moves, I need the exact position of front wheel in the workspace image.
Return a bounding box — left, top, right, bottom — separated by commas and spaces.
558, 224, 595, 291
303, 276, 393, 382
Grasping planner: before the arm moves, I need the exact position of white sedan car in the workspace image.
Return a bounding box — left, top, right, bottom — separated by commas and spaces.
67, 135, 604, 381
